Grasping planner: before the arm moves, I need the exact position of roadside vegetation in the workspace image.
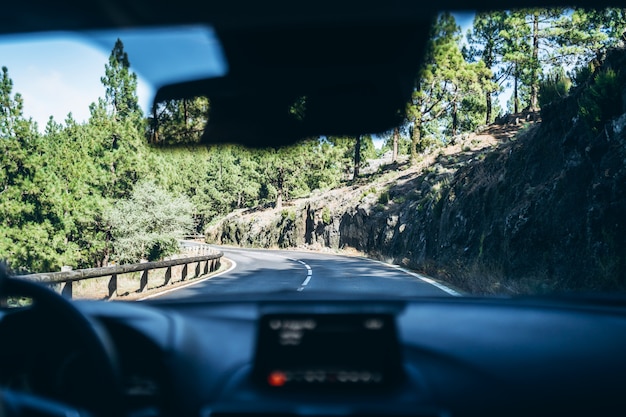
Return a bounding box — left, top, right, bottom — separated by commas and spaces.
1, 7, 625, 288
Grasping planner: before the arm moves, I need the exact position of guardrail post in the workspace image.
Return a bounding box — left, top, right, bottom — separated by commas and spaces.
181, 264, 188, 281
62, 281, 73, 298
164, 266, 172, 285
108, 274, 118, 299
60, 266, 73, 299
22, 251, 223, 299
139, 270, 148, 292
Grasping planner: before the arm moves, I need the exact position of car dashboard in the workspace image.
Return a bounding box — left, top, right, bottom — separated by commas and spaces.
46, 294, 626, 417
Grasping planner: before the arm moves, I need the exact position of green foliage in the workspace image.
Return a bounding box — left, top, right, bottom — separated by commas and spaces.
1, 66, 28, 138
106, 181, 194, 263
326, 135, 375, 179
288, 95, 307, 121
280, 209, 296, 222
149, 97, 209, 144
321, 207, 331, 225
578, 68, 622, 132
407, 13, 494, 158
101, 39, 142, 123
380, 130, 411, 156
538, 70, 572, 107
378, 189, 390, 205
465, 11, 508, 123
552, 8, 626, 68
0, 43, 152, 272
0, 67, 61, 272
259, 145, 310, 208
5, 10, 626, 274
571, 63, 594, 86
2, 37, 395, 273
459, 92, 488, 133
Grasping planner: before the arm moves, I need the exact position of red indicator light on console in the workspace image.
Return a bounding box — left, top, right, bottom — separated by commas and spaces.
268, 371, 287, 387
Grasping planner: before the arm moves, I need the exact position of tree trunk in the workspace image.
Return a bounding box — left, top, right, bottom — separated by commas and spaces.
184, 99, 189, 127
484, 44, 494, 125
451, 100, 459, 137
392, 127, 399, 162
530, 11, 539, 112
276, 187, 283, 210
353, 135, 361, 180
411, 121, 421, 163
150, 105, 159, 144
276, 167, 284, 209
485, 90, 492, 124
514, 65, 520, 114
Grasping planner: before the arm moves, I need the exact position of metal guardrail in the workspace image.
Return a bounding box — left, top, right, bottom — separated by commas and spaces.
21, 245, 222, 299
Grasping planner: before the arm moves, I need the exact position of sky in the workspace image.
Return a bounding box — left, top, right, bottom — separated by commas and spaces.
0, 33, 152, 129
0, 27, 226, 131
0, 15, 476, 141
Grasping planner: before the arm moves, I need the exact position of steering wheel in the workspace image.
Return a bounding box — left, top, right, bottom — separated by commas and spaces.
0, 265, 123, 417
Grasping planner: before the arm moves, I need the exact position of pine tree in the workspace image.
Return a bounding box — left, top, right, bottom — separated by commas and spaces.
501, 9, 565, 113
466, 11, 509, 123
94, 39, 149, 200
101, 39, 142, 123
0, 66, 27, 138
407, 13, 491, 159
552, 8, 626, 70
0, 67, 57, 272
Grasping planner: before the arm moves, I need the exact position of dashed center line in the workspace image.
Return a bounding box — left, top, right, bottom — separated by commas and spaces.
290, 258, 313, 292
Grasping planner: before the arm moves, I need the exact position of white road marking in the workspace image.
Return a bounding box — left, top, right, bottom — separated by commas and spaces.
137, 258, 238, 300
402, 270, 461, 296
155, 247, 455, 297
288, 258, 313, 292
357, 257, 462, 296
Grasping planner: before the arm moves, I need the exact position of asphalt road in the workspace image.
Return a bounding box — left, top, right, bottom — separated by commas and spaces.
155, 246, 459, 299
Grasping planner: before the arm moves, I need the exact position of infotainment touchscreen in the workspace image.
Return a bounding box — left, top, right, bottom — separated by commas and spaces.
253, 314, 402, 389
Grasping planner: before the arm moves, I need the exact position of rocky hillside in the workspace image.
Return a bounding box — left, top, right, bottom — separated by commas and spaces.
206, 50, 626, 295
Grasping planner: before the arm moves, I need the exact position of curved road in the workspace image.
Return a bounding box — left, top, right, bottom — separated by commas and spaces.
154, 246, 459, 300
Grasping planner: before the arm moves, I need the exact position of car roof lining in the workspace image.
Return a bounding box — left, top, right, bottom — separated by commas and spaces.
5, 0, 625, 147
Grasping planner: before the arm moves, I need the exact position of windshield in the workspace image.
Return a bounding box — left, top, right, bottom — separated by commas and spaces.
1, 8, 625, 300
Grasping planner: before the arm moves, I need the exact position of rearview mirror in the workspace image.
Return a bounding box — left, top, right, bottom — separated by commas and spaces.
149, 20, 433, 147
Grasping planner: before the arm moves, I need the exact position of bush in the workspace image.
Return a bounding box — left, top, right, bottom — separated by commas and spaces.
321, 207, 331, 224
538, 71, 571, 108
280, 209, 296, 222
106, 181, 194, 263
578, 68, 621, 132
378, 189, 390, 204
571, 62, 595, 86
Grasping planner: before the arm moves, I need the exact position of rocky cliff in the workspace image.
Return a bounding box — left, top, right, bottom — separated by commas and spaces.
206, 50, 626, 295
